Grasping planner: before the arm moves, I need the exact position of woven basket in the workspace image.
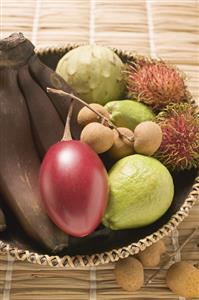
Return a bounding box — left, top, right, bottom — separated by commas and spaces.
0, 45, 198, 268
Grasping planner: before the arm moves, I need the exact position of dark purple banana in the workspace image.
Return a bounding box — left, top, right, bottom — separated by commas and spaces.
18, 64, 64, 158
29, 55, 83, 139
0, 33, 68, 252
0, 208, 6, 232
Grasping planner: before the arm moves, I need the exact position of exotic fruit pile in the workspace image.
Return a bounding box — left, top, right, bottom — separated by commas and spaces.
0, 31, 198, 274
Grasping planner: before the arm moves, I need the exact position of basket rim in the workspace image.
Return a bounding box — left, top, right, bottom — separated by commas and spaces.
0, 44, 198, 268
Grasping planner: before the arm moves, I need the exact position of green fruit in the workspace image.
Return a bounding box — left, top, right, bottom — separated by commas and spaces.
105, 100, 155, 130
56, 45, 125, 105
103, 154, 174, 229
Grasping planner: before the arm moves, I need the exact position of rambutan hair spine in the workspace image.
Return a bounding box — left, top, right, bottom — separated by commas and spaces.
125, 58, 191, 110
154, 102, 199, 171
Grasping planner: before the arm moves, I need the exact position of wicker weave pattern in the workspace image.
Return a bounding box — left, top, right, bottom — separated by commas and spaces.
0, 177, 198, 268
0, 46, 198, 268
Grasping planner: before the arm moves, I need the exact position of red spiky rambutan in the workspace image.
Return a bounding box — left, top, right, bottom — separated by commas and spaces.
155, 103, 199, 171
127, 60, 189, 109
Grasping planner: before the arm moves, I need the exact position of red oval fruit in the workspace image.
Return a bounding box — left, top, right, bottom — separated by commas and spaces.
39, 140, 109, 237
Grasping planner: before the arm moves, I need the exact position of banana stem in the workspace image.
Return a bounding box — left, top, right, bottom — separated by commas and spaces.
47, 88, 134, 143
61, 99, 74, 141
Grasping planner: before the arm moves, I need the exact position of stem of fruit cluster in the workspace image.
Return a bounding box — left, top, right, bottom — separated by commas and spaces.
47, 88, 134, 143
145, 226, 199, 286
61, 99, 74, 141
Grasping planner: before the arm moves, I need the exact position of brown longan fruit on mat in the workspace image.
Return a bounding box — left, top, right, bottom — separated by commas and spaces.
108, 127, 134, 160
77, 104, 110, 126
136, 240, 166, 267
80, 122, 114, 153
166, 261, 199, 298
114, 257, 144, 292
134, 121, 162, 156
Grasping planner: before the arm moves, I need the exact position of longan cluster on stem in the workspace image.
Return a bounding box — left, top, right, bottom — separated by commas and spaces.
78, 105, 162, 158
77, 101, 135, 157
47, 88, 163, 159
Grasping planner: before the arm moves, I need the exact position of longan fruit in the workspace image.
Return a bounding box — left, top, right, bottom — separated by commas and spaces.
166, 261, 199, 298
134, 121, 162, 156
136, 240, 166, 267
114, 257, 144, 292
77, 104, 110, 127
80, 122, 114, 153
108, 127, 134, 160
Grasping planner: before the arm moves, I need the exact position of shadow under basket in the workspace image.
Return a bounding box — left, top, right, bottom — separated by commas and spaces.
0, 45, 198, 268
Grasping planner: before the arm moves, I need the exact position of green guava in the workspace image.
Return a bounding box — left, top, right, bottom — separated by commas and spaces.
105, 100, 155, 130
103, 154, 174, 229
56, 45, 125, 105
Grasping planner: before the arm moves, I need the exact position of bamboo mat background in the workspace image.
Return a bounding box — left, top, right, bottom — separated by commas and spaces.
0, 0, 199, 299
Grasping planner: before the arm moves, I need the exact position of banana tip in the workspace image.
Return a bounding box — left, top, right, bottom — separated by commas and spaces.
52, 242, 69, 254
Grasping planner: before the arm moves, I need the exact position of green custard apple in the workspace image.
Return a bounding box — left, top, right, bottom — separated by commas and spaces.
103, 154, 174, 230
105, 100, 155, 130
56, 45, 125, 105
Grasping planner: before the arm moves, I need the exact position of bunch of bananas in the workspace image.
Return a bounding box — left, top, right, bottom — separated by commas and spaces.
0, 33, 77, 252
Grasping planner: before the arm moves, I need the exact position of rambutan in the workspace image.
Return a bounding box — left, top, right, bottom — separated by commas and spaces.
155, 103, 199, 171
127, 60, 189, 109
